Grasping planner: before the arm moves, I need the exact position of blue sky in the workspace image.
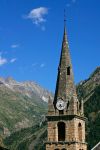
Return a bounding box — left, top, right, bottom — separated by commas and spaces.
0, 0, 100, 92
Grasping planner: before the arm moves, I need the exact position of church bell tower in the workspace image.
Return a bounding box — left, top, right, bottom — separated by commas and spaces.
45, 19, 87, 150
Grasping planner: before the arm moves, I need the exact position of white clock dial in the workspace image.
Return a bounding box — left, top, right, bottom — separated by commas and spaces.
56, 99, 66, 110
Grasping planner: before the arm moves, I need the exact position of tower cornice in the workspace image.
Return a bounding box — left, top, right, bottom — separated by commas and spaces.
46, 115, 87, 122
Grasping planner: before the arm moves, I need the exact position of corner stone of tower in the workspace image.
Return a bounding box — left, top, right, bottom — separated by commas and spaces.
48, 96, 55, 115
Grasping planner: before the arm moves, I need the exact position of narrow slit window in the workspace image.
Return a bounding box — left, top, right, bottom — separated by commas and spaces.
78, 123, 82, 141
67, 67, 70, 75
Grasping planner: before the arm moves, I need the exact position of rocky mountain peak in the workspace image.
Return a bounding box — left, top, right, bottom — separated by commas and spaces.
5, 77, 17, 84
89, 66, 100, 84
0, 76, 53, 102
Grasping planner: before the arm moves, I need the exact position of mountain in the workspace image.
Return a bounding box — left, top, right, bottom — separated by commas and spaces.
0, 76, 52, 103
76, 66, 100, 102
0, 77, 53, 138
76, 67, 100, 149
1, 67, 100, 150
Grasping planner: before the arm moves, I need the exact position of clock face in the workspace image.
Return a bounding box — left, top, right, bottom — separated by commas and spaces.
56, 99, 66, 110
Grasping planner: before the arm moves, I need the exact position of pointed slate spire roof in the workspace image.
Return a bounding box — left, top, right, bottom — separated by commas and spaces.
53, 21, 76, 108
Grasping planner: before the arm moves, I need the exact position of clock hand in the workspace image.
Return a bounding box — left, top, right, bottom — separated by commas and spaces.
59, 104, 62, 108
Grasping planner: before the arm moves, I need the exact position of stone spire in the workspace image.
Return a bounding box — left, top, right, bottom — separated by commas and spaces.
53, 21, 76, 108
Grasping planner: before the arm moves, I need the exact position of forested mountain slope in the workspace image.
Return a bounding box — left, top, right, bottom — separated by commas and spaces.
1, 67, 100, 150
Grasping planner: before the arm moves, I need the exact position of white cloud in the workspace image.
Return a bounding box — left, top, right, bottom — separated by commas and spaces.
40, 63, 45, 68
11, 44, 19, 48
10, 58, 17, 63
0, 56, 7, 66
25, 7, 48, 26
32, 63, 45, 69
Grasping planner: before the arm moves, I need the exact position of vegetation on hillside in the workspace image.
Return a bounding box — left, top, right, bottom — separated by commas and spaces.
4, 122, 47, 150
84, 85, 100, 149
1, 67, 100, 150
0, 85, 47, 137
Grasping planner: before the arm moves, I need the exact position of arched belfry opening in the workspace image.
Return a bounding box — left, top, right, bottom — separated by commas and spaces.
62, 149, 66, 150
58, 122, 65, 141
78, 123, 82, 141
54, 149, 60, 150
